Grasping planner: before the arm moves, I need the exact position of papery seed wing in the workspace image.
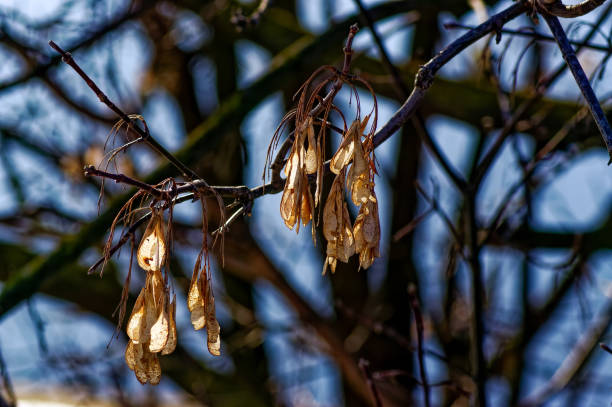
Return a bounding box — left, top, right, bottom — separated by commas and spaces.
351, 133, 369, 176
359, 249, 375, 270
141, 274, 159, 344
314, 136, 323, 207
280, 186, 297, 229
207, 318, 221, 356
187, 272, 201, 312
161, 297, 177, 355
330, 135, 354, 174
188, 277, 206, 330
323, 175, 342, 241
151, 269, 165, 309
286, 148, 301, 188
204, 281, 220, 356
351, 174, 372, 206
134, 348, 148, 384
300, 177, 313, 227
144, 351, 162, 385
362, 204, 379, 245
125, 340, 142, 371
305, 120, 317, 174
126, 288, 145, 343
149, 304, 169, 353
354, 211, 366, 253
340, 200, 355, 261
322, 256, 337, 275
137, 212, 166, 272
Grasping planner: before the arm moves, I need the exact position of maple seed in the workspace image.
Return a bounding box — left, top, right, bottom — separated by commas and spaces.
188, 254, 222, 357
161, 297, 177, 355
124, 267, 176, 385
126, 288, 145, 343
330, 120, 359, 174
188, 276, 207, 330
137, 210, 166, 271
353, 193, 381, 270
322, 171, 355, 274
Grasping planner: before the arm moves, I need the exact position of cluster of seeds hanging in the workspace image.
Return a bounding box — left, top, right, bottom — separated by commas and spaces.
123, 207, 220, 385
274, 97, 380, 274
267, 24, 380, 273
325, 118, 380, 273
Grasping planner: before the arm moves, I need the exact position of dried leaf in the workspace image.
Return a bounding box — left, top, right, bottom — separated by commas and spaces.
137, 211, 166, 271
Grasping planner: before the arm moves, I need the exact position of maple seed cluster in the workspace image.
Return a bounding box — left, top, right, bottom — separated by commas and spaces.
325, 118, 380, 273
279, 116, 381, 273
124, 210, 220, 385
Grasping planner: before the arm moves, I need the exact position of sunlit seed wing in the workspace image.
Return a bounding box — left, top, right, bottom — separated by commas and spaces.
125, 340, 142, 371
207, 317, 221, 356
149, 305, 169, 353
144, 351, 161, 385
137, 212, 166, 271
188, 277, 206, 330
126, 288, 145, 343
305, 119, 317, 174
161, 298, 177, 355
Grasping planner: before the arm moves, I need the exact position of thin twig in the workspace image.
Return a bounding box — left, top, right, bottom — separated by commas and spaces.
444, 22, 612, 52
541, 13, 612, 162
538, 0, 607, 18
371, 2, 528, 149
358, 359, 383, 407
353, 0, 468, 190
408, 285, 430, 407
0, 342, 15, 407
231, 0, 270, 31
84, 166, 169, 199
48, 41, 201, 180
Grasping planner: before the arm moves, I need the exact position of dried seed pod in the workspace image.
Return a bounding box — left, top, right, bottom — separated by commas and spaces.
161, 297, 177, 355
137, 210, 166, 272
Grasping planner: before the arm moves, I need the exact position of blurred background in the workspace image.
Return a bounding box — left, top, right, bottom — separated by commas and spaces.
0, 0, 612, 406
